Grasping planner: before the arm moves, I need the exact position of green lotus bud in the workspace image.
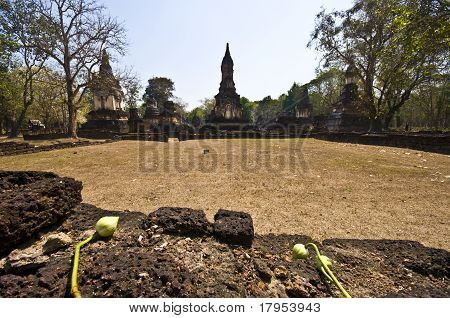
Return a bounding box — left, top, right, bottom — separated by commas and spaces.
292, 244, 309, 260
315, 255, 332, 270
95, 216, 119, 237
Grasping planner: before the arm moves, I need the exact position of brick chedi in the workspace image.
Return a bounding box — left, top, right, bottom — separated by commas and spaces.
327, 65, 370, 132
278, 84, 312, 122
91, 50, 124, 112
209, 43, 246, 123
264, 83, 312, 132
81, 50, 128, 133
128, 97, 185, 136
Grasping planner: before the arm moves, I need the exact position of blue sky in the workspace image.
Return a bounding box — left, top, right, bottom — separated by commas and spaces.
102, 0, 353, 110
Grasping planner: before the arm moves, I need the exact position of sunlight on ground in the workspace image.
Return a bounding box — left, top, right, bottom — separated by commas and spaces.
1, 138, 449, 249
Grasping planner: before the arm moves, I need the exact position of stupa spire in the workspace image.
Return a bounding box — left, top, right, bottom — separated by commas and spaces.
222, 43, 233, 65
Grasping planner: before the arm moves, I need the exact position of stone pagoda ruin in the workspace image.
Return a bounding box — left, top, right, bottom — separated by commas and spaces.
127, 98, 160, 134
142, 98, 161, 131
208, 43, 247, 127
327, 65, 369, 132
263, 84, 312, 133
81, 50, 128, 133
159, 101, 183, 127
277, 84, 312, 125
294, 85, 313, 120
128, 97, 184, 136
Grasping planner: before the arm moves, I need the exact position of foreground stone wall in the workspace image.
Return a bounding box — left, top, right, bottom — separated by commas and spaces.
0, 173, 448, 298
0, 142, 35, 155
144, 207, 254, 246
0, 171, 82, 256
1, 202, 448, 298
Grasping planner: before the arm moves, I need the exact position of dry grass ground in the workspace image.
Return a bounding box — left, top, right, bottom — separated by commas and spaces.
0, 138, 449, 249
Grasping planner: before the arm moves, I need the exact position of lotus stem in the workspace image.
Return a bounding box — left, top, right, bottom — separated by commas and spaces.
305, 242, 352, 298
71, 234, 94, 298
319, 265, 333, 282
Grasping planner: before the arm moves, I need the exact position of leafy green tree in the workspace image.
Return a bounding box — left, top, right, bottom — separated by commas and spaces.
400, 75, 449, 130
137, 101, 147, 118
142, 77, 175, 109
0, 69, 22, 134
199, 98, 215, 118
309, 0, 449, 130
29, 67, 67, 130
309, 68, 344, 116
171, 96, 188, 117
283, 83, 303, 113
185, 98, 216, 125
240, 96, 257, 123
1, 0, 48, 137
186, 107, 206, 126
0, 4, 16, 73
0, 27, 17, 134
0, 0, 18, 71
255, 95, 283, 125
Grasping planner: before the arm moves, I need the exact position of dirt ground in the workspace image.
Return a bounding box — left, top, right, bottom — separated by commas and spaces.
0, 138, 449, 250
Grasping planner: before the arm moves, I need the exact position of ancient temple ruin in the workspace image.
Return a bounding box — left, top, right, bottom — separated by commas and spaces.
209, 43, 246, 124
279, 84, 312, 122
128, 98, 184, 135
264, 84, 312, 132
91, 50, 124, 111
81, 50, 128, 133
327, 65, 369, 132
295, 85, 313, 119
143, 98, 161, 129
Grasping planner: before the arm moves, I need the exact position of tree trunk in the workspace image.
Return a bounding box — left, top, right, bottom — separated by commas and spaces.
65, 79, 78, 138
67, 100, 78, 138
9, 107, 28, 138
60, 102, 68, 133
384, 91, 412, 131
363, 70, 379, 132
9, 76, 33, 138
4, 117, 10, 135
396, 113, 401, 129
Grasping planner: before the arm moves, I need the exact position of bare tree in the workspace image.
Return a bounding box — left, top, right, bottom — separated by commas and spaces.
32, 0, 127, 137
116, 67, 142, 110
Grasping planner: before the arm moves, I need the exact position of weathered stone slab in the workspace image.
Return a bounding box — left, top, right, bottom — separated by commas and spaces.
213, 209, 254, 246
145, 207, 212, 236
2, 246, 49, 274
43, 233, 73, 255
0, 171, 82, 256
